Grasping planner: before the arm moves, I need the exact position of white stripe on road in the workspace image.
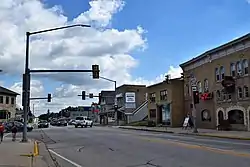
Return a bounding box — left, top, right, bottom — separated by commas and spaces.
49, 149, 82, 167
4, 133, 10, 138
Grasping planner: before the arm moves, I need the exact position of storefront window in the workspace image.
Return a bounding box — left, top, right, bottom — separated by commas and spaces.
162, 104, 171, 125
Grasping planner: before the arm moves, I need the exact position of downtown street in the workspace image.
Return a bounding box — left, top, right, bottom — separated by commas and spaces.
27, 126, 250, 167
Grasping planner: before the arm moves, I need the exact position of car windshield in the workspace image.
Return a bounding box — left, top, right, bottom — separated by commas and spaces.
76, 117, 84, 120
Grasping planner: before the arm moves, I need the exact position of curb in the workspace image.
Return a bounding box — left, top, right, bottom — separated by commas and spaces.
118, 127, 174, 134
119, 126, 250, 141
178, 132, 250, 140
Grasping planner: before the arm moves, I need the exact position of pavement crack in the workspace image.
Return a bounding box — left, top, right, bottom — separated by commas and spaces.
77, 146, 85, 152
108, 147, 114, 151
126, 159, 162, 167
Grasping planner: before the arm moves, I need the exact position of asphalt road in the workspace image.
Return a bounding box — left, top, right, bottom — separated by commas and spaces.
29, 126, 250, 167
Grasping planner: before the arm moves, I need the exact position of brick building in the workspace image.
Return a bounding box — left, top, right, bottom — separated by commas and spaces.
0, 86, 19, 121
180, 33, 250, 131
147, 78, 184, 127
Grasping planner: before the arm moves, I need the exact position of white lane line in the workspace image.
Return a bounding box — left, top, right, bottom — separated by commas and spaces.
49, 149, 82, 167
4, 133, 10, 138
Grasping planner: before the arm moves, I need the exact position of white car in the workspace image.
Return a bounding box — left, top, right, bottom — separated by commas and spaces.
74, 116, 93, 128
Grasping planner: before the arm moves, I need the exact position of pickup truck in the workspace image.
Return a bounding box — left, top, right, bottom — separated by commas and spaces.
74, 116, 93, 128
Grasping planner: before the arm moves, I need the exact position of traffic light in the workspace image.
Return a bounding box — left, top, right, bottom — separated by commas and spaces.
92, 64, 99, 79
47, 93, 52, 102
193, 91, 199, 104
89, 93, 93, 98
98, 93, 101, 104
82, 91, 86, 100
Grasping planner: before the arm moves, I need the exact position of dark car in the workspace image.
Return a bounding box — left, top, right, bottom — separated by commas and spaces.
38, 120, 49, 128
4, 121, 33, 132
56, 119, 67, 126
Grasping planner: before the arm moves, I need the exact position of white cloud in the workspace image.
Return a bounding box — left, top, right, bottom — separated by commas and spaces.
0, 0, 182, 116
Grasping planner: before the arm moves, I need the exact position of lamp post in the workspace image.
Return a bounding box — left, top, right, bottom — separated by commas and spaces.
22, 24, 91, 142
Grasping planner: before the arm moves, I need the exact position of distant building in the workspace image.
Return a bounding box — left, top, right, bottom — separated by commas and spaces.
98, 90, 116, 124
0, 86, 19, 121
69, 106, 92, 119
147, 78, 185, 127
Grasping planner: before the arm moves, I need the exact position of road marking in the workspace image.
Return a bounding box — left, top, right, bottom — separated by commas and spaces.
138, 136, 250, 158
4, 133, 10, 138
49, 149, 82, 167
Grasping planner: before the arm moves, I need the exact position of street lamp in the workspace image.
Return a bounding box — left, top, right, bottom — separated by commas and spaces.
22, 24, 91, 142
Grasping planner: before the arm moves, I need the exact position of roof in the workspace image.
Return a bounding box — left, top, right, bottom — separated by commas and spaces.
0, 86, 19, 96
180, 33, 250, 68
147, 77, 183, 88
116, 84, 146, 89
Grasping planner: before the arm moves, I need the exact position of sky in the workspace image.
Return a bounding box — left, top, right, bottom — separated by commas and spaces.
1, 0, 250, 115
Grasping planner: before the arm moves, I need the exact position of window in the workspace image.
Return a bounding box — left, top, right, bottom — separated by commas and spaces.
149, 93, 156, 103
5, 97, 9, 104
197, 81, 202, 93
227, 93, 232, 100
216, 90, 221, 100
215, 68, 220, 81
220, 66, 225, 80
201, 109, 211, 122
236, 61, 242, 75
11, 97, 15, 105
204, 79, 209, 92
244, 86, 249, 98
160, 90, 168, 101
243, 59, 249, 75
0, 96, 3, 103
238, 87, 243, 99
230, 63, 236, 77
222, 92, 226, 101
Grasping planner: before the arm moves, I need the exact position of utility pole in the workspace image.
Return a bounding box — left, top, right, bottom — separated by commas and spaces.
22, 24, 91, 142
190, 74, 198, 133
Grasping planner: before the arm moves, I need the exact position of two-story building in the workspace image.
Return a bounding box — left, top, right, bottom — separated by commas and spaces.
0, 86, 19, 121
98, 90, 116, 124
115, 84, 147, 124
147, 78, 185, 127
180, 33, 250, 131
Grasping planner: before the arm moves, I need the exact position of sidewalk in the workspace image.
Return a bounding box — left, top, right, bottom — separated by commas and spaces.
118, 126, 250, 140
0, 136, 48, 167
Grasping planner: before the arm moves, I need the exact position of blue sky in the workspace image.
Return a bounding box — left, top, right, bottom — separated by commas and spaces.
1, 0, 250, 102
44, 0, 250, 80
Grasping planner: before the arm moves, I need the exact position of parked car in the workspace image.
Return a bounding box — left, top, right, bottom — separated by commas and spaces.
4, 121, 33, 132
68, 119, 76, 125
56, 119, 67, 126
75, 116, 93, 128
38, 120, 49, 128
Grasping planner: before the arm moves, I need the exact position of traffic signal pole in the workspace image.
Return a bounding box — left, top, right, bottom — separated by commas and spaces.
22, 24, 92, 142
191, 89, 199, 133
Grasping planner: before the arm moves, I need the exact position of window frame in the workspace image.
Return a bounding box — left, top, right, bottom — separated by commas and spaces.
244, 86, 249, 98
160, 90, 168, 101
230, 63, 236, 77
236, 61, 242, 76
215, 68, 220, 81
204, 79, 209, 92
243, 59, 249, 75
149, 93, 156, 103
220, 66, 225, 80
238, 87, 243, 99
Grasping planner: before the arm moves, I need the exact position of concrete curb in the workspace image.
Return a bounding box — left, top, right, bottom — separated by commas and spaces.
119, 126, 250, 141
178, 132, 250, 140
118, 127, 174, 134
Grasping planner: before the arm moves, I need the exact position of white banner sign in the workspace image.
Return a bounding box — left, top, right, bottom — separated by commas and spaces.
125, 92, 135, 103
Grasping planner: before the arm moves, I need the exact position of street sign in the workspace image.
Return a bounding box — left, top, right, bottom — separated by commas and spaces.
192, 86, 197, 91
190, 76, 197, 86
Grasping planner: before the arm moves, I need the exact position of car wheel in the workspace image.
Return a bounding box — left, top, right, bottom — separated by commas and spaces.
90, 124, 93, 127
75, 125, 78, 128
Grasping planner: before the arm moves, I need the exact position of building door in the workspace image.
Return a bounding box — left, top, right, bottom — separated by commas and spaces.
162, 103, 171, 125
218, 111, 224, 125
